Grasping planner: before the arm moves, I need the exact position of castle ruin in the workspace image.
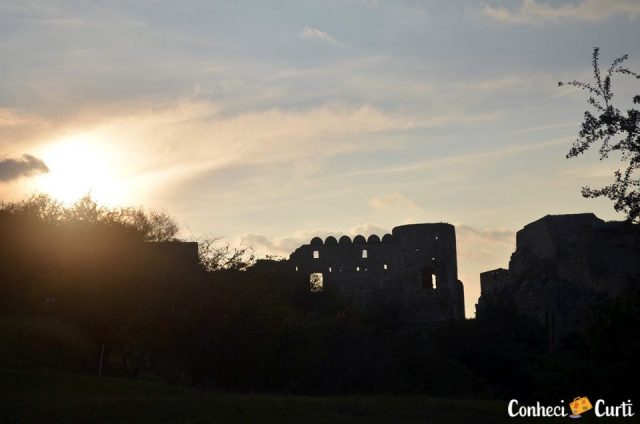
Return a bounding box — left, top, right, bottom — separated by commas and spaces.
289, 223, 465, 329
476, 213, 640, 342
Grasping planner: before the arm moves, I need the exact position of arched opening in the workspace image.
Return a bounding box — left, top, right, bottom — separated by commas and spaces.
310, 273, 324, 292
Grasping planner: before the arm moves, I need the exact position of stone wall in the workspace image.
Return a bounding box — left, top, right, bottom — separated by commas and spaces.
480, 268, 509, 294
476, 213, 640, 341
289, 223, 465, 328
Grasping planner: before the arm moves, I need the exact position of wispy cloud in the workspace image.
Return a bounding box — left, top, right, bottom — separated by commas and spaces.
42, 99, 502, 198
240, 223, 392, 258
0, 108, 50, 154
240, 231, 339, 258
321, 137, 570, 182
483, 0, 640, 25
0, 154, 49, 182
515, 122, 575, 134
93, 101, 424, 182
455, 224, 516, 317
368, 191, 421, 211
0, 108, 38, 128
298, 27, 338, 44
456, 225, 515, 263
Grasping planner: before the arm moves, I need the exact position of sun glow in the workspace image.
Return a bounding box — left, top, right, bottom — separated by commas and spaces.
36, 134, 127, 206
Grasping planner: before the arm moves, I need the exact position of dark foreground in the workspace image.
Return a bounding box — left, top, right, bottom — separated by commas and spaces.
1, 369, 603, 424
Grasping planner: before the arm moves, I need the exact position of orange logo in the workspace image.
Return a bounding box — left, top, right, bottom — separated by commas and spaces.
570, 396, 593, 417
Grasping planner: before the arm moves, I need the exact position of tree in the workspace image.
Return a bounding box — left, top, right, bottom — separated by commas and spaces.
196, 236, 255, 271
1, 193, 180, 241
0, 193, 184, 375
559, 47, 640, 223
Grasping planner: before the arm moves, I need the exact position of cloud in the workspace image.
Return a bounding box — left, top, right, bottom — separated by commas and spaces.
323, 137, 569, 182
0, 108, 51, 153
298, 27, 338, 44
57, 99, 498, 197
515, 122, 575, 134
0, 108, 37, 128
0, 94, 502, 208
240, 231, 338, 258
238, 223, 391, 258
0, 154, 49, 182
455, 225, 516, 317
368, 191, 420, 210
482, 0, 640, 25
347, 223, 390, 237
456, 225, 515, 263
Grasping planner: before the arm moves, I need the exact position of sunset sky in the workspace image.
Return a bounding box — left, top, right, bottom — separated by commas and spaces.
1, 0, 640, 315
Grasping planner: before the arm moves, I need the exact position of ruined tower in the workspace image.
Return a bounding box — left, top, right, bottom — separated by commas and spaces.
289, 223, 465, 329
476, 213, 640, 341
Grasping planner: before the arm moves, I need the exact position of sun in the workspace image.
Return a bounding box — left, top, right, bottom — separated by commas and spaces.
36, 134, 127, 206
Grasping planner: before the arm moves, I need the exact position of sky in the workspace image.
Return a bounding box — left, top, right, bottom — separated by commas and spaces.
1, 0, 640, 316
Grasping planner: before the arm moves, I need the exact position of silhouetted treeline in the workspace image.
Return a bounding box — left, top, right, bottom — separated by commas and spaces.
1, 195, 637, 400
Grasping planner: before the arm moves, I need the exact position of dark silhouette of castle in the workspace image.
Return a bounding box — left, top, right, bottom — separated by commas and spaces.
477, 213, 640, 343
289, 223, 465, 328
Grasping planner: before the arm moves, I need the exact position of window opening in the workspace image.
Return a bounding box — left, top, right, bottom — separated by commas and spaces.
310, 273, 324, 292
421, 266, 437, 290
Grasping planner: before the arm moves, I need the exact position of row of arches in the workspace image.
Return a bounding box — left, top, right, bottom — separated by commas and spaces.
310, 234, 393, 246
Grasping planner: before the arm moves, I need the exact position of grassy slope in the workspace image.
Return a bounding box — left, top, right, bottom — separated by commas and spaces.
0, 315, 133, 377
0, 317, 592, 423
0, 369, 594, 424
0, 315, 94, 373
1, 369, 509, 424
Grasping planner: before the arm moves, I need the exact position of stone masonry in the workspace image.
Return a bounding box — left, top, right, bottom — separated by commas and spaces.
289, 223, 465, 329
477, 213, 640, 341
